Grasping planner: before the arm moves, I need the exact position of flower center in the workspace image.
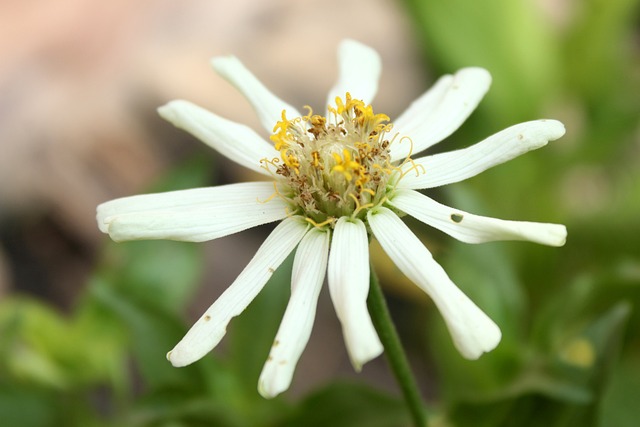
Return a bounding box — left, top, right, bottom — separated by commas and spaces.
261, 93, 413, 228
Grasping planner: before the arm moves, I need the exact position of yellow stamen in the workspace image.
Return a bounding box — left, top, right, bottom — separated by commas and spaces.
302, 105, 313, 120
311, 151, 322, 168
349, 193, 374, 218
305, 217, 336, 228
272, 110, 291, 133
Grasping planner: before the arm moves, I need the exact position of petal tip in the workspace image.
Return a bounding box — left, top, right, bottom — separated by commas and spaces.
257, 383, 275, 399
543, 119, 566, 140
166, 346, 195, 368
458, 321, 502, 360
459, 67, 492, 88
551, 224, 568, 247
257, 375, 284, 399
157, 100, 189, 123
210, 55, 238, 75
95, 206, 110, 234
348, 342, 384, 372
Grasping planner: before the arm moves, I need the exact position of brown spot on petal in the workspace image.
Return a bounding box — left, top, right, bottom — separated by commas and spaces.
278, 360, 287, 365
273, 340, 280, 347
204, 315, 211, 321
518, 134, 524, 140
451, 213, 464, 223
268, 267, 275, 273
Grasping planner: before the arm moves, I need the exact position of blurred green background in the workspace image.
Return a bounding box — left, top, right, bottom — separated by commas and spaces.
1, 0, 639, 426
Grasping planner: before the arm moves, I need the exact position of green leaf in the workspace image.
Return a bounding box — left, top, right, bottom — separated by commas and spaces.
0, 298, 77, 389
0, 385, 60, 427
87, 276, 208, 391
563, 0, 640, 103
559, 302, 633, 425
402, 0, 560, 124
599, 356, 640, 427
126, 393, 241, 427
99, 240, 203, 316
279, 382, 410, 427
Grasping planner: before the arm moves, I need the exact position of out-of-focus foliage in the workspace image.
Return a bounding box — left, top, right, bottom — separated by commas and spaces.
401, 0, 640, 425
1, 0, 639, 426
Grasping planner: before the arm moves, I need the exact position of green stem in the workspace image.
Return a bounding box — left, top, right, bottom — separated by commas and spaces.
367, 266, 428, 427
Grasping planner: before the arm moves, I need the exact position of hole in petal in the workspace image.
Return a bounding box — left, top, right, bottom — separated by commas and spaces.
450, 213, 464, 223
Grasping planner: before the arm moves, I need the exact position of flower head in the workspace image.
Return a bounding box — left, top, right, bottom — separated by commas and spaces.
97, 40, 567, 398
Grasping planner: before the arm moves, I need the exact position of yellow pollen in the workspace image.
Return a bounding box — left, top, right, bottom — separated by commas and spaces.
331, 149, 361, 181
281, 152, 300, 174
311, 151, 322, 168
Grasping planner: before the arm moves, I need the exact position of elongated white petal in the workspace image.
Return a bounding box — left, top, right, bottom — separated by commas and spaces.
389, 189, 567, 246
167, 217, 309, 367
326, 39, 381, 110
98, 182, 274, 230
328, 217, 383, 370
392, 74, 454, 134
390, 68, 491, 161
258, 228, 330, 398
368, 207, 501, 359
158, 100, 277, 175
212, 56, 301, 133
98, 182, 288, 242
399, 120, 566, 189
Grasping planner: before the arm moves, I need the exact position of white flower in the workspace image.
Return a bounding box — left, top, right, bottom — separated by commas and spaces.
96, 40, 567, 398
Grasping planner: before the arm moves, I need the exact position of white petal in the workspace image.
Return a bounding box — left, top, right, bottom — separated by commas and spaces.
167, 217, 309, 367
389, 189, 567, 246
398, 120, 566, 189
97, 182, 288, 242
392, 74, 454, 134
326, 39, 381, 110
368, 207, 501, 359
211, 56, 302, 133
97, 182, 274, 227
158, 100, 277, 175
258, 228, 330, 398
327, 217, 383, 370
390, 68, 491, 162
